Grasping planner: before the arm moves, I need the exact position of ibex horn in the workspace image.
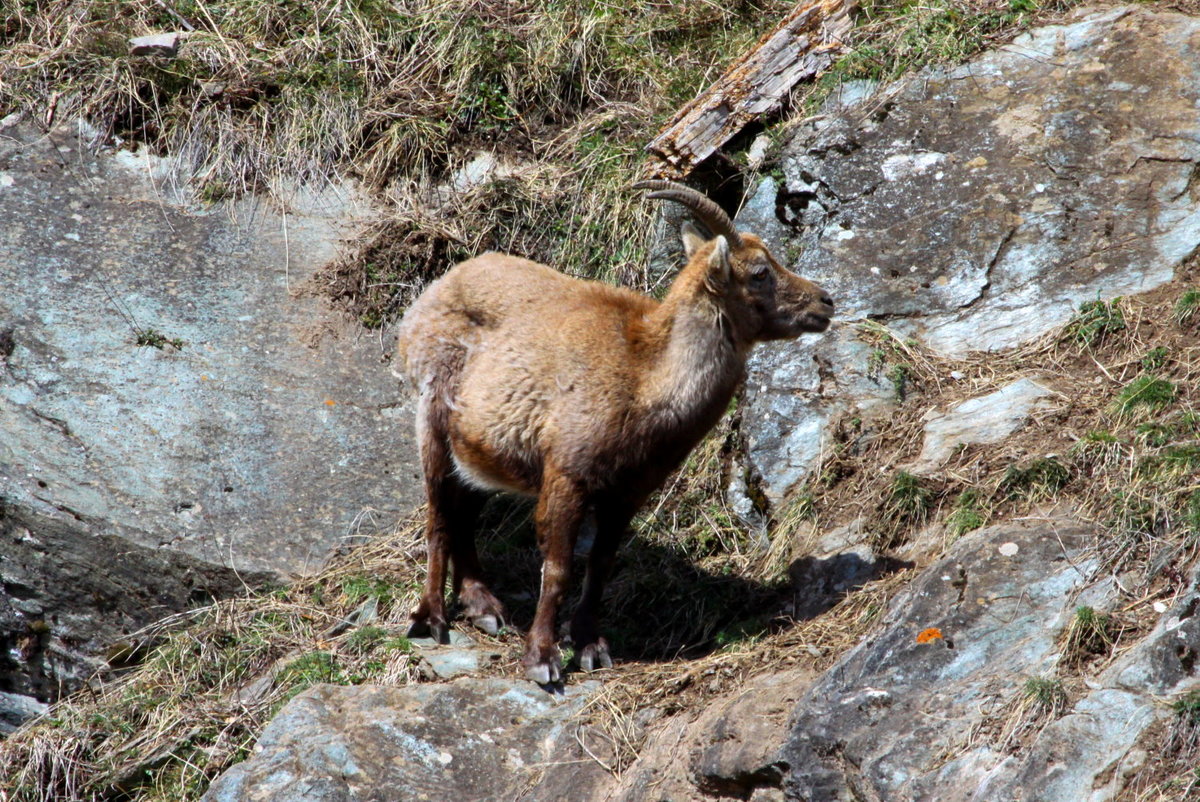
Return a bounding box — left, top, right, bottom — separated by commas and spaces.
633, 180, 743, 249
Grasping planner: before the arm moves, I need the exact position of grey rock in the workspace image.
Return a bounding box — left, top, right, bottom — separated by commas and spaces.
738, 5, 1200, 499
908, 377, 1060, 474
128, 33, 181, 58
412, 630, 493, 679
0, 690, 46, 735
601, 669, 810, 801
202, 679, 602, 802
0, 123, 420, 703
777, 517, 1200, 801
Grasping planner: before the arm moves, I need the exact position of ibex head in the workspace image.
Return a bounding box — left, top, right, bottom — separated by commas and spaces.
634, 180, 834, 343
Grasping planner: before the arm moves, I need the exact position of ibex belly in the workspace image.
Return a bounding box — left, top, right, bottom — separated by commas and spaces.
448, 368, 548, 496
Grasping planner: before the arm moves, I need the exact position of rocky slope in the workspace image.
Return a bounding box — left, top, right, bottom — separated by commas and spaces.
198, 6, 1200, 801
3, 4, 1200, 802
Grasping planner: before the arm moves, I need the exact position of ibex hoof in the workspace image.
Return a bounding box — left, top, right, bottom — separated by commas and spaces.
471, 614, 501, 636
525, 660, 562, 686
578, 640, 613, 672
407, 619, 450, 644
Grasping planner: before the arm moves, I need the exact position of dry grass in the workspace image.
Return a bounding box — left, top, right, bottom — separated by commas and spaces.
2, 0, 798, 331
0, 517, 431, 801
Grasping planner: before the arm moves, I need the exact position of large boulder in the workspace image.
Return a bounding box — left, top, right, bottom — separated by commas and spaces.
739, 4, 1200, 500
202, 679, 605, 802
0, 121, 421, 716
781, 518, 1200, 801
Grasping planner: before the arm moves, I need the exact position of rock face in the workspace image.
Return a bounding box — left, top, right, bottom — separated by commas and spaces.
907, 377, 1060, 474
0, 122, 421, 715
739, 5, 1200, 499
202, 679, 603, 802
781, 518, 1200, 801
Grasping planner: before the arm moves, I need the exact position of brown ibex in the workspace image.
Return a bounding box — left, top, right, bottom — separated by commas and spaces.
395, 180, 834, 684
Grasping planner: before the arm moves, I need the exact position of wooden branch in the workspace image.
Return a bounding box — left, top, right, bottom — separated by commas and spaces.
646, 0, 855, 176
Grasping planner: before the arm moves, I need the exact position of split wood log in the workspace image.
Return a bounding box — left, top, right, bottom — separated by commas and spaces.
646, 0, 855, 175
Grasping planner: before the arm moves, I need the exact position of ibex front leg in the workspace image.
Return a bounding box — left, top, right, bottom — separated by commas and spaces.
570, 503, 634, 672
524, 470, 587, 685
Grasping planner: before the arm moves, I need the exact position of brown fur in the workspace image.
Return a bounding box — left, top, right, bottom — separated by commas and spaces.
396, 222, 833, 684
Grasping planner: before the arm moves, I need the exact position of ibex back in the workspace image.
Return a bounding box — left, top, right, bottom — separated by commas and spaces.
396, 181, 834, 684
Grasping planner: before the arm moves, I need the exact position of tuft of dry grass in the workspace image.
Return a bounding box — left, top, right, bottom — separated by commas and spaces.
2, 0, 798, 330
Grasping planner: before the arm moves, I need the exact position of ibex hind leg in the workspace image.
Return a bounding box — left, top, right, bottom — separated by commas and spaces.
409, 388, 461, 644
449, 491, 509, 636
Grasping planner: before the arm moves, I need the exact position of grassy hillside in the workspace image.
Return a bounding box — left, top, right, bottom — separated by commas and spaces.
3, 0, 1072, 324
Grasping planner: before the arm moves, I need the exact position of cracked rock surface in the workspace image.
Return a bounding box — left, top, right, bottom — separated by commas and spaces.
739, 5, 1200, 500
0, 122, 420, 718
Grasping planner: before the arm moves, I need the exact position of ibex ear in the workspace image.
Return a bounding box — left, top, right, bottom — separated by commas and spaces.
681, 222, 706, 259
704, 235, 731, 293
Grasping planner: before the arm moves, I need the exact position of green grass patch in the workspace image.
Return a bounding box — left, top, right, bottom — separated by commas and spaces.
1022, 676, 1068, 715
945, 489, 986, 538
887, 470, 934, 522
340, 574, 405, 606
1141, 346, 1170, 372
1185, 490, 1200, 536
135, 328, 184, 350
1061, 605, 1116, 667
818, 0, 1051, 89
1135, 446, 1200, 482
1174, 690, 1200, 727
1000, 457, 1070, 501
1112, 375, 1177, 418
1063, 297, 1126, 347
1175, 289, 1200, 326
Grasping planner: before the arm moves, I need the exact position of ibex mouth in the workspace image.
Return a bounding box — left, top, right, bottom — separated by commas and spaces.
803, 312, 833, 333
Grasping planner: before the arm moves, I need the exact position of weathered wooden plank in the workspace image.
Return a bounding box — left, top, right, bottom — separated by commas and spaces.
647, 0, 855, 175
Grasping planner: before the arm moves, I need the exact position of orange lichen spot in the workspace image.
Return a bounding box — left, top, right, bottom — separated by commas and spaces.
916, 627, 944, 644
325, 399, 336, 406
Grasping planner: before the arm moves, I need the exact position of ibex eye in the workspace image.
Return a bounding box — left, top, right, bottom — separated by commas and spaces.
751, 263, 771, 281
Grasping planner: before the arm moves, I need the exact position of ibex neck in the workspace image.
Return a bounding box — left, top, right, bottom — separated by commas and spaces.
640, 293, 745, 421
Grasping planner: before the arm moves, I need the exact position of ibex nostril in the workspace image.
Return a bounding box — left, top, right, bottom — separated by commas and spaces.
821, 293, 834, 310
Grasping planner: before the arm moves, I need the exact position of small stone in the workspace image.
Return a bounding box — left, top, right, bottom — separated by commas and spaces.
998, 542, 1019, 557
1153, 601, 1168, 613
129, 33, 181, 57
746, 134, 772, 169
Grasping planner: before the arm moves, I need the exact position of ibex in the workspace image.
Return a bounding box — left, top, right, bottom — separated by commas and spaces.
395, 180, 834, 684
